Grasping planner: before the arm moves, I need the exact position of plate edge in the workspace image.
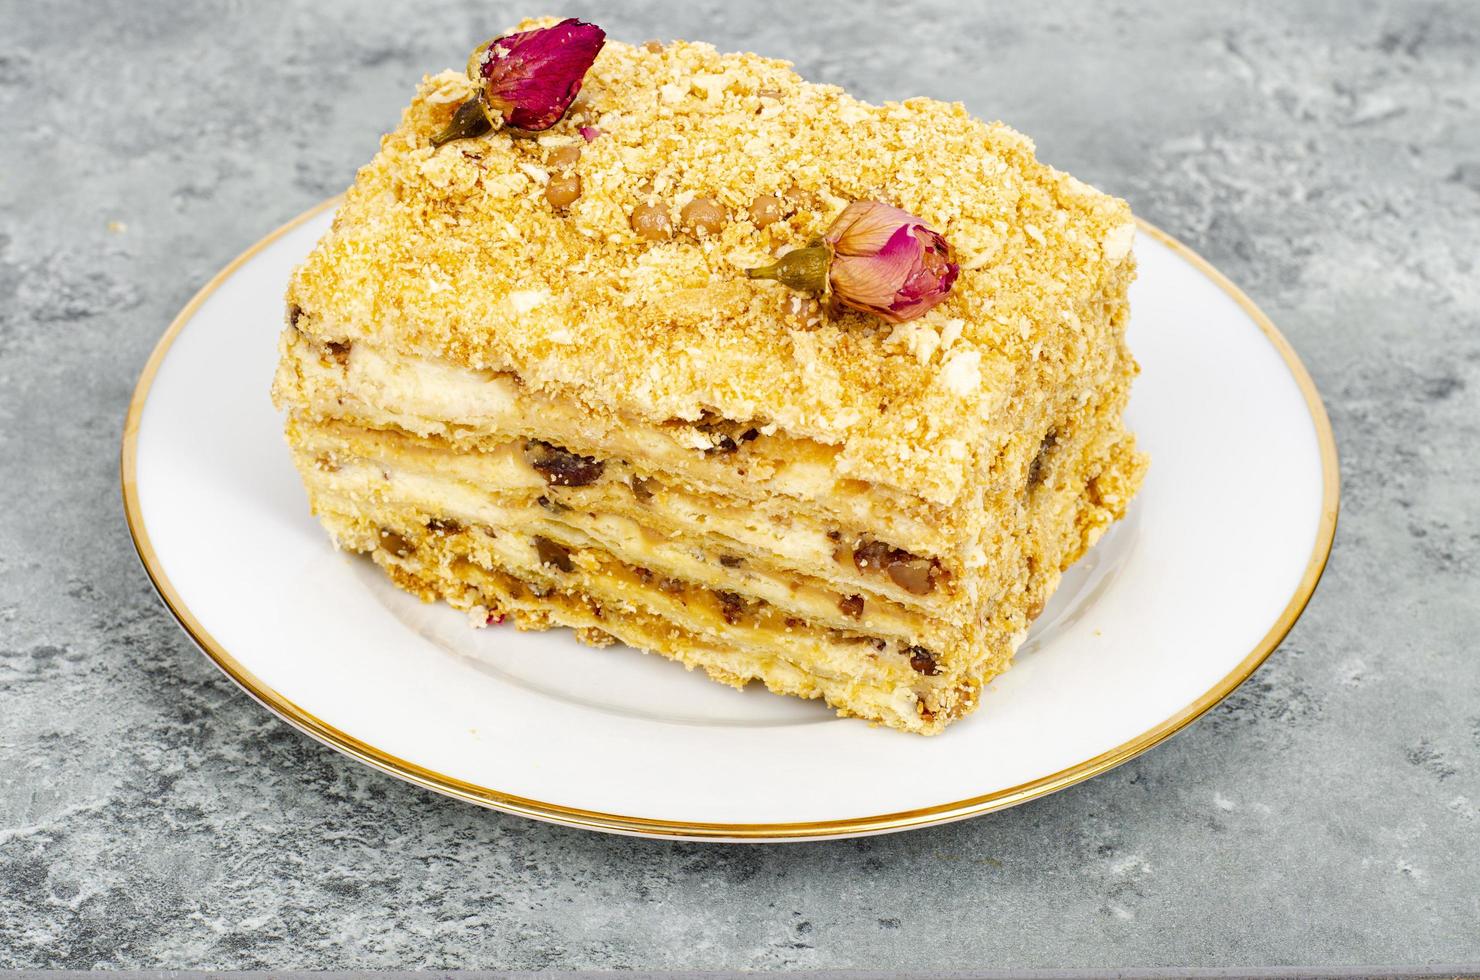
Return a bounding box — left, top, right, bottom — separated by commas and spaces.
119, 200, 1342, 842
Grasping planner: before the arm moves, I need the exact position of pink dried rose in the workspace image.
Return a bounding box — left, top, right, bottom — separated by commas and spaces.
745, 201, 959, 323
433, 19, 606, 147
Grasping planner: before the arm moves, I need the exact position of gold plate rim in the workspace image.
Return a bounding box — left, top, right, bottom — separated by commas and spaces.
120, 197, 1341, 842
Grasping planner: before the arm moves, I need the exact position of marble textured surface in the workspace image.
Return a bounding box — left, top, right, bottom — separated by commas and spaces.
2, 0, 1478, 971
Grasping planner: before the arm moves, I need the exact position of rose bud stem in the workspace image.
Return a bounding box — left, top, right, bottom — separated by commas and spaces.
431, 98, 496, 148
744, 243, 832, 295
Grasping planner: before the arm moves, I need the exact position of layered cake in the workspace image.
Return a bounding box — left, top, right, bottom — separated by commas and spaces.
272, 19, 1146, 734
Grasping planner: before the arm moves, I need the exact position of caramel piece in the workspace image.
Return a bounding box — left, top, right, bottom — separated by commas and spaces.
545, 173, 582, 209
548, 143, 582, 169
378, 529, 413, 558
631, 201, 672, 240
681, 197, 726, 237
748, 195, 783, 228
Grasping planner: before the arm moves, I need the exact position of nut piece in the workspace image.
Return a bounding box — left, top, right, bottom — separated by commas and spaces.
534, 535, 574, 573
851, 540, 893, 573
681, 196, 726, 237
324, 340, 352, 366
715, 590, 747, 625
838, 594, 865, 619
545, 173, 582, 209
886, 558, 934, 596
631, 201, 672, 241
851, 538, 940, 596
906, 645, 940, 676
527, 441, 605, 487
547, 143, 582, 169
706, 428, 759, 454
644, 39, 664, 53
747, 194, 783, 228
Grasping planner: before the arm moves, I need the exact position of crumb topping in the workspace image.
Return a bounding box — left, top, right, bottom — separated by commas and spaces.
287, 24, 1135, 503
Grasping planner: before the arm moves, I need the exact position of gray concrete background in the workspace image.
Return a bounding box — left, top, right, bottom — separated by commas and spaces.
1, 0, 1477, 971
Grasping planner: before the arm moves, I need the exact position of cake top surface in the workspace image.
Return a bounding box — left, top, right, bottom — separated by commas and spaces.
288, 23, 1136, 502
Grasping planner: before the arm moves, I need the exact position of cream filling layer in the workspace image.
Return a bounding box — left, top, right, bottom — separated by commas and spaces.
297, 453, 968, 649
363, 541, 942, 733
315, 499, 965, 695
287, 417, 985, 616
274, 330, 964, 548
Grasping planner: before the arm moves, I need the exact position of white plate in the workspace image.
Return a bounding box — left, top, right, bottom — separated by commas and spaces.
122, 200, 1338, 842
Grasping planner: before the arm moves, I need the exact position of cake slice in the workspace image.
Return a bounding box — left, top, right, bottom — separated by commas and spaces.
272, 24, 1146, 734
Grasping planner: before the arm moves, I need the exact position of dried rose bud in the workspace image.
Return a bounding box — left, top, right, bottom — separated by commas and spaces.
433, 19, 606, 147
477, 19, 606, 129
745, 201, 959, 324
827, 203, 959, 321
